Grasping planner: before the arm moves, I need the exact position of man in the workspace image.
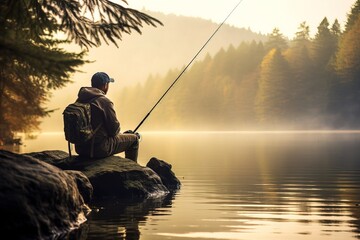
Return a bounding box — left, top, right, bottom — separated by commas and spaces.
74, 72, 140, 161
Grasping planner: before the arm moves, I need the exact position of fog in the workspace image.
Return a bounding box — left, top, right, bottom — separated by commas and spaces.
40, 6, 360, 133
39, 11, 266, 132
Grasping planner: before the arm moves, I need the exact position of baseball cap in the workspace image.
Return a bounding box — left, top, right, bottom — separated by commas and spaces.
91, 72, 115, 86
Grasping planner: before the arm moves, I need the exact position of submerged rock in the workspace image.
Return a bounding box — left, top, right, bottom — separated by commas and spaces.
0, 150, 89, 239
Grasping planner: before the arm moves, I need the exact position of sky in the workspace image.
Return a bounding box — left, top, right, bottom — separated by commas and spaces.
127, 0, 356, 38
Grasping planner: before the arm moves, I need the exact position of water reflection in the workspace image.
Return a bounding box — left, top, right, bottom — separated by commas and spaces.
65, 193, 176, 240
16, 132, 360, 239
139, 132, 360, 240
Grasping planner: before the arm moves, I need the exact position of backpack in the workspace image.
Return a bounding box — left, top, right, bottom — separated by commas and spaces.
63, 97, 101, 157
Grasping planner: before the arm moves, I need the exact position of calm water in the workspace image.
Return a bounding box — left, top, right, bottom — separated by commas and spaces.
18, 131, 360, 239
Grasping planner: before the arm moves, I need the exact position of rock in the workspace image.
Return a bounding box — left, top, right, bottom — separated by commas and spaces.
26, 151, 174, 199
25, 150, 71, 168
24, 150, 93, 203
70, 156, 169, 199
0, 150, 89, 239
0, 149, 180, 239
146, 157, 181, 190
66, 170, 93, 204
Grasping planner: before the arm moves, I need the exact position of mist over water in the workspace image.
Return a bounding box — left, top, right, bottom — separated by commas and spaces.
15, 131, 360, 240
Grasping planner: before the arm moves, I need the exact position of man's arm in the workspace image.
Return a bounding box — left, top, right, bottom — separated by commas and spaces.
102, 98, 120, 137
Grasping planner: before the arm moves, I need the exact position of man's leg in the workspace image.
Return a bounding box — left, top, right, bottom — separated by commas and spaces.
112, 134, 139, 162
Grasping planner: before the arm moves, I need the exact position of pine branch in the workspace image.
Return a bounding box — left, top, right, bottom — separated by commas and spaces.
42, 0, 163, 48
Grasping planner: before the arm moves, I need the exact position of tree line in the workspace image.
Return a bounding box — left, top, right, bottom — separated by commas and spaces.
118, 1, 360, 130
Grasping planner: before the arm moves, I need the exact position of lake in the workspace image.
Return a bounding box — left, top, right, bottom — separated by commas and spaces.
17, 131, 360, 239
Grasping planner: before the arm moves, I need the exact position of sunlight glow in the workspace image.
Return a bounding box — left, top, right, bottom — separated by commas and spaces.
142, 130, 360, 135
128, 0, 355, 38
156, 232, 249, 240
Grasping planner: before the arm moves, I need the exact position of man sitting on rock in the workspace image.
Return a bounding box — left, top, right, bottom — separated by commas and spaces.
74, 72, 140, 161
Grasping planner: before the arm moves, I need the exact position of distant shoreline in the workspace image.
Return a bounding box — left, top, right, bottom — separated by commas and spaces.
22, 130, 360, 136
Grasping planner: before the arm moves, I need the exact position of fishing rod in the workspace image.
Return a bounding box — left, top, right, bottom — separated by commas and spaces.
133, 0, 244, 133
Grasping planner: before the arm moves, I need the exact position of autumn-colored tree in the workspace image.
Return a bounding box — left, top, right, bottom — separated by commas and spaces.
335, 9, 360, 83
330, 1, 360, 126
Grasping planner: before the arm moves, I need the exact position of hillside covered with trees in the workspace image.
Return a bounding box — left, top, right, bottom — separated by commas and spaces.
117, 2, 360, 130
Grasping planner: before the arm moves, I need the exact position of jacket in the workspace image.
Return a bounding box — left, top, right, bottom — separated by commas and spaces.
74, 87, 120, 157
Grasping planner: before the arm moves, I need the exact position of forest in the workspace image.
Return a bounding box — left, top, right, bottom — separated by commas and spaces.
117, 6, 360, 131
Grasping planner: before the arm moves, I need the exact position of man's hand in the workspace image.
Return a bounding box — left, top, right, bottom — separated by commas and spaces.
124, 130, 142, 141
134, 132, 142, 141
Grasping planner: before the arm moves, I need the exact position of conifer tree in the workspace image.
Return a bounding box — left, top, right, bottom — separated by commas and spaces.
0, 0, 161, 49
295, 22, 310, 43
0, 8, 85, 142
286, 22, 320, 119
265, 28, 288, 52
255, 48, 292, 126
289, 21, 312, 78
308, 18, 340, 119
344, 0, 360, 32
331, 19, 342, 37
312, 18, 338, 68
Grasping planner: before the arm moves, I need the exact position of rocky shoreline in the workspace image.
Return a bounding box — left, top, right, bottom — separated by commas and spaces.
0, 150, 180, 239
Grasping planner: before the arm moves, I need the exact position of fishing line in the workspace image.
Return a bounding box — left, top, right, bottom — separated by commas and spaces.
133, 0, 244, 132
